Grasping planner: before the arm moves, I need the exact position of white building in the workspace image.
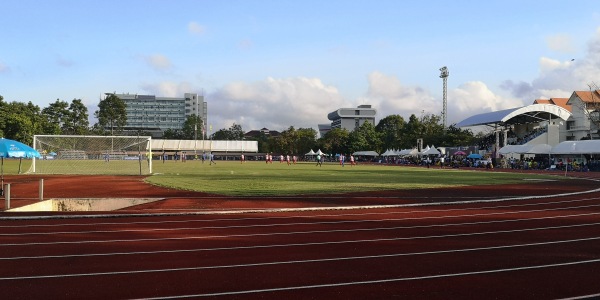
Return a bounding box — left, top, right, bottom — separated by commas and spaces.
326, 105, 376, 132
106, 92, 207, 138
564, 90, 600, 141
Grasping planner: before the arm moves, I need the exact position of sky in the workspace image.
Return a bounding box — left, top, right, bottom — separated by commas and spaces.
2, 0, 600, 134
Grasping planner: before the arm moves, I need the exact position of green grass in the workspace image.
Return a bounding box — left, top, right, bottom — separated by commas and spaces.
145, 160, 562, 196
3, 158, 563, 196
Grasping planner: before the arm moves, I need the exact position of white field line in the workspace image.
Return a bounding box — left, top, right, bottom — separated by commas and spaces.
1, 219, 599, 247
2, 196, 599, 229
1, 237, 599, 281
1, 178, 599, 221
2, 203, 600, 237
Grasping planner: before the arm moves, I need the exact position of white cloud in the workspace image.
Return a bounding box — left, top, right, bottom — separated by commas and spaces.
449, 81, 524, 123
545, 33, 575, 53
144, 54, 172, 72
188, 21, 206, 36
358, 71, 438, 118
140, 81, 194, 98
502, 27, 600, 100
208, 77, 347, 131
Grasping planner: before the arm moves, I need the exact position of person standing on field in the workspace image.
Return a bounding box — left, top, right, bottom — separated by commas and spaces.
316, 154, 322, 167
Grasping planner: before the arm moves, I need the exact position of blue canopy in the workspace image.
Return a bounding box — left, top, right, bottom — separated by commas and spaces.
467, 153, 483, 159
0, 138, 41, 158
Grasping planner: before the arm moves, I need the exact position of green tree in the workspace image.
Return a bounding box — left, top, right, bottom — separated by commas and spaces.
245, 131, 271, 153
162, 128, 183, 139
401, 114, 424, 149
439, 124, 476, 147
211, 123, 244, 140
181, 114, 203, 140
94, 94, 127, 135
348, 121, 381, 154
376, 115, 406, 151
41, 99, 69, 134
295, 128, 317, 155
0, 100, 47, 144
66, 99, 90, 135
319, 127, 349, 155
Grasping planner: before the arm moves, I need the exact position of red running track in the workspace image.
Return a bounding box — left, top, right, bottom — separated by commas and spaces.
1, 178, 600, 299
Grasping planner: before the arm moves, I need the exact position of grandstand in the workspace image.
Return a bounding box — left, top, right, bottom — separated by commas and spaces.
457, 103, 572, 159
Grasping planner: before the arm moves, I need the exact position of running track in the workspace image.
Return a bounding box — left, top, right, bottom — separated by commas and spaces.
1, 174, 600, 299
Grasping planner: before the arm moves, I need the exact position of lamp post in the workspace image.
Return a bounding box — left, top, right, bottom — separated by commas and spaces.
439, 66, 449, 129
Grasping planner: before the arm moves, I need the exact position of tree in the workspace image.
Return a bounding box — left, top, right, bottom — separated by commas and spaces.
41, 99, 69, 134
318, 127, 349, 155
401, 114, 424, 149
181, 114, 203, 140
348, 121, 381, 154
66, 99, 89, 135
211, 123, 244, 140
376, 115, 406, 151
94, 94, 127, 135
439, 124, 476, 146
0, 100, 47, 145
295, 128, 317, 155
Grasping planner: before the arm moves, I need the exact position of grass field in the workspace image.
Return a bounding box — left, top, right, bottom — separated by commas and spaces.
2, 158, 561, 196
145, 160, 560, 196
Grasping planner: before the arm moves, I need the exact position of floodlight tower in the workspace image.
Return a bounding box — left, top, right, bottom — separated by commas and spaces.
439, 66, 449, 128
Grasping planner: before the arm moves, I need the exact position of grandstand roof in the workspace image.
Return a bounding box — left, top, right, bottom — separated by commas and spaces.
456, 104, 572, 128
533, 98, 571, 112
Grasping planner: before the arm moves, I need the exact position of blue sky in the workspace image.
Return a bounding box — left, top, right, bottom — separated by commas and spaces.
2, 0, 600, 133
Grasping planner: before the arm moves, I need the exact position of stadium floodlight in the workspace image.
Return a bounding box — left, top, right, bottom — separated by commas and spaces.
30, 135, 152, 175
439, 66, 449, 129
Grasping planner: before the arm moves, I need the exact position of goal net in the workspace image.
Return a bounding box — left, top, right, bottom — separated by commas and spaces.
30, 135, 152, 175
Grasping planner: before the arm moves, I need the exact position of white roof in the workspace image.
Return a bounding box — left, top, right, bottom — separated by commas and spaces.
457, 104, 572, 127
150, 139, 258, 152
550, 140, 600, 154
421, 146, 441, 156
353, 151, 379, 156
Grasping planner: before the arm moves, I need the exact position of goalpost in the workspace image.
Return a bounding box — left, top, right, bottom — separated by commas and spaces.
30, 135, 152, 175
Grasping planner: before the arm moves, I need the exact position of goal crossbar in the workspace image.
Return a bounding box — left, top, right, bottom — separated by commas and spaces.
31, 135, 153, 175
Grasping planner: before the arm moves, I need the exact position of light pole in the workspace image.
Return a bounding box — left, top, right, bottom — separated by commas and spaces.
439, 66, 449, 129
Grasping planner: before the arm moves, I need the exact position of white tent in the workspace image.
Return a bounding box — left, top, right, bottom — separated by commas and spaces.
381, 149, 399, 156
353, 151, 379, 156
398, 148, 419, 157
305, 149, 316, 155
550, 140, 600, 154
499, 145, 526, 155
315, 149, 325, 155
421, 145, 441, 156
524, 144, 552, 155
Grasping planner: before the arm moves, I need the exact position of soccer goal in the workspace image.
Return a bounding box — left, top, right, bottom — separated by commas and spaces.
30, 135, 152, 175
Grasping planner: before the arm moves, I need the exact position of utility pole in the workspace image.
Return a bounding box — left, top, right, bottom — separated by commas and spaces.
439, 66, 449, 129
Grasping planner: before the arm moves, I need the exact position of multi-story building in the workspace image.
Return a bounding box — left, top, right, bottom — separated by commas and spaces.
564, 90, 600, 140
326, 104, 376, 132
106, 92, 207, 138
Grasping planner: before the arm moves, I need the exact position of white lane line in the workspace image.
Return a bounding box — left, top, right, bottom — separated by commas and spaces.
2, 219, 600, 247
141, 259, 600, 299
559, 293, 600, 300
2, 210, 600, 250
2, 233, 599, 262
3, 203, 600, 237
2, 196, 599, 229
2, 182, 599, 221
1, 242, 599, 281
